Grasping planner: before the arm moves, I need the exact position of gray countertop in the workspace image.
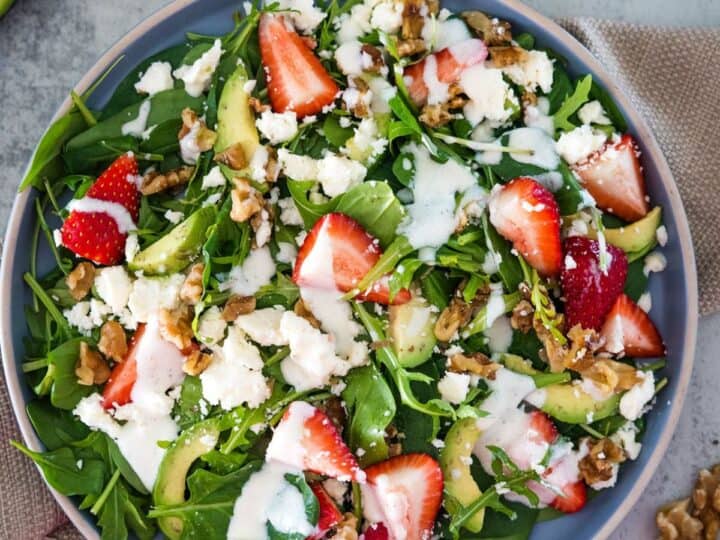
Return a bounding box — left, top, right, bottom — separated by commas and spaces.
1, 1, 718, 538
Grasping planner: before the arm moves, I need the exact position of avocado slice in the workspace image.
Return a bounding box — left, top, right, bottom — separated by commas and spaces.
574, 206, 662, 258
440, 417, 485, 533
499, 353, 536, 375
153, 419, 220, 539
389, 295, 437, 368
128, 206, 216, 275
214, 63, 259, 162
526, 383, 620, 424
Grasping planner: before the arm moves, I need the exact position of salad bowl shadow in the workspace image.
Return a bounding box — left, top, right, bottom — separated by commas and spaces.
0, 0, 697, 538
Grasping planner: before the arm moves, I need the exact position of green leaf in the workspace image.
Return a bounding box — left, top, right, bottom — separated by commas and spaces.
11, 441, 105, 496
26, 399, 90, 451
546, 64, 573, 115
107, 437, 148, 495
335, 181, 405, 247
392, 152, 415, 187
97, 478, 155, 540
173, 375, 206, 431
351, 235, 414, 296
323, 114, 354, 148
389, 257, 423, 301
623, 258, 648, 302
514, 32, 535, 50
589, 81, 628, 132
420, 268, 454, 311
48, 338, 95, 410
553, 74, 593, 132
256, 273, 301, 310
343, 364, 396, 466
482, 215, 523, 292
287, 179, 337, 229
553, 162, 586, 215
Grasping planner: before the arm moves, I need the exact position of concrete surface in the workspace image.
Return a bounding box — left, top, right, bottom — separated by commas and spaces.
1, 1, 719, 539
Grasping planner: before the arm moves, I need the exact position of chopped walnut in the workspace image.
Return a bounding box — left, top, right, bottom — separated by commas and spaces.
448, 352, 500, 380
230, 178, 264, 223
434, 297, 471, 342
249, 97, 270, 114
141, 166, 195, 195
214, 142, 248, 170
183, 349, 213, 376
488, 45, 528, 68
401, 0, 427, 40
419, 84, 468, 127
179, 108, 217, 151
294, 298, 321, 329
265, 147, 280, 183
158, 307, 194, 351
510, 299, 534, 333
361, 44, 385, 73
397, 38, 426, 58
180, 263, 204, 305
222, 295, 256, 322
521, 90, 538, 108
66, 262, 95, 301
579, 438, 626, 486
580, 359, 642, 395
692, 465, 720, 539
461, 11, 512, 45
98, 321, 128, 363
657, 499, 704, 540
565, 324, 603, 372
330, 513, 359, 540
75, 342, 111, 386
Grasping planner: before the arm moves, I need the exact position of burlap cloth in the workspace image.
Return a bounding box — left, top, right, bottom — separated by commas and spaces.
0, 17, 718, 540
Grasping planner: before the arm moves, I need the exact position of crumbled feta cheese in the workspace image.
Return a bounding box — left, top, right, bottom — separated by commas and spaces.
256, 110, 298, 144
64, 299, 112, 335
127, 274, 185, 323
502, 50, 554, 93
164, 209, 184, 224
94, 266, 133, 314
274, 0, 326, 34
336, 2, 373, 44
179, 120, 203, 164
201, 166, 226, 189
249, 146, 270, 182
460, 65, 515, 126
203, 192, 223, 207
254, 209, 272, 248
611, 421, 642, 460
556, 125, 607, 165
197, 306, 227, 345
370, 0, 403, 33
134, 61, 174, 96
437, 372, 471, 404
656, 225, 668, 247
125, 232, 140, 263
335, 41, 367, 77
53, 228, 63, 247
317, 154, 367, 197
322, 479, 348, 505
173, 39, 224, 97
345, 117, 388, 160
278, 149, 319, 180
619, 371, 655, 421
221, 246, 276, 296
578, 100, 611, 126
235, 307, 286, 346
643, 251, 667, 276
276, 242, 298, 264
278, 197, 304, 226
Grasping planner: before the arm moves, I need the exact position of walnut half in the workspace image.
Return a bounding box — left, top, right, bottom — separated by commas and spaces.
183, 350, 213, 376
448, 352, 500, 380
222, 295, 257, 322
98, 321, 128, 363
158, 307, 194, 351
180, 263, 205, 305
75, 342, 111, 386
66, 262, 95, 301
657, 499, 704, 540
141, 166, 195, 196
578, 438, 626, 486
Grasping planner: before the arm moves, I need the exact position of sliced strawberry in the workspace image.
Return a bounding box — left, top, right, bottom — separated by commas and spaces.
549, 480, 587, 513
560, 236, 628, 331
259, 14, 339, 118
308, 483, 343, 540
292, 213, 410, 305
488, 177, 563, 277
86, 153, 140, 221
61, 211, 127, 266
528, 411, 558, 445
600, 293, 665, 357
266, 401, 365, 482
102, 324, 145, 409
404, 39, 487, 106
361, 453, 443, 540
574, 134, 649, 222
361, 523, 390, 540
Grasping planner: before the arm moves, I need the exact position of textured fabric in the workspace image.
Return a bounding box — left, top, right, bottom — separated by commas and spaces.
1, 16, 718, 540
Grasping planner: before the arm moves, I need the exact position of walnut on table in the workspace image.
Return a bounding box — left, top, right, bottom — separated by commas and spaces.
657, 465, 720, 540
98, 321, 128, 363
66, 262, 95, 301
75, 342, 111, 386
658, 499, 704, 540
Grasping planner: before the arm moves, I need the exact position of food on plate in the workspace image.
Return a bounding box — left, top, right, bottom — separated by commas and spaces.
14, 1, 669, 538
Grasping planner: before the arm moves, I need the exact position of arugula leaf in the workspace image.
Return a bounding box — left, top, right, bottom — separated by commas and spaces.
553, 74, 593, 132
97, 476, 155, 540
343, 364, 396, 466
11, 441, 105, 496
287, 179, 337, 229
349, 235, 414, 297
389, 257, 423, 301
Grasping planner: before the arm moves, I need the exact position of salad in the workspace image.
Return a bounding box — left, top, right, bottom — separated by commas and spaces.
14, 0, 670, 538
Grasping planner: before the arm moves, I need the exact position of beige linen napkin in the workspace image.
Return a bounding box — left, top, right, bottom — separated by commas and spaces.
1, 17, 718, 540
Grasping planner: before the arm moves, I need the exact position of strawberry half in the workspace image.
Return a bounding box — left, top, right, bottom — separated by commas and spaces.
574, 134, 649, 222
266, 401, 365, 482
600, 293, 665, 358
560, 236, 628, 331
404, 39, 487, 106
488, 177, 563, 277
102, 324, 145, 409
549, 480, 587, 514
362, 523, 390, 540
259, 14, 339, 118
308, 483, 343, 540
292, 213, 411, 305
361, 453, 443, 540
86, 153, 140, 220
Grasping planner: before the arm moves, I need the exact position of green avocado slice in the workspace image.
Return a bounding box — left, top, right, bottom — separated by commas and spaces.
389, 295, 437, 368
527, 383, 620, 424
214, 63, 259, 163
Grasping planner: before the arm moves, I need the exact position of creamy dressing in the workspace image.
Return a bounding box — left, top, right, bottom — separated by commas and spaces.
460, 65, 514, 126
484, 314, 513, 353
398, 143, 479, 250
121, 100, 152, 137
422, 54, 449, 105
66, 197, 136, 234
477, 127, 559, 171
221, 246, 276, 296
474, 368, 536, 431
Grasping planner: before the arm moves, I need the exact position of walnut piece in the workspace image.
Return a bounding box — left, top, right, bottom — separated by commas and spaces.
294, 298, 321, 329
222, 295, 257, 322
249, 97, 270, 114
657, 499, 704, 540
141, 166, 195, 196
580, 359, 642, 395
180, 263, 205, 305
488, 45, 528, 68
397, 38, 427, 57
361, 44, 385, 73
401, 0, 428, 40
183, 349, 213, 376
510, 299, 534, 333
434, 283, 490, 341
330, 513, 359, 540
448, 352, 500, 380
230, 178, 264, 223
419, 84, 468, 128
179, 108, 217, 151
461, 11, 512, 45
692, 465, 720, 539
579, 438, 626, 486
158, 307, 194, 351
98, 321, 128, 363
75, 342, 111, 386
214, 142, 248, 170
66, 262, 95, 301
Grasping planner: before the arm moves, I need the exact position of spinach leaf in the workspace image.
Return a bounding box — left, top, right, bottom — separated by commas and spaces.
256, 273, 301, 309
26, 399, 90, 451
343, 364, 397, 466
589, 81, 628, 132
482, 215, 523, 292
391, 152, 415, 187
173, 375, 206, 430
287, 179, 337, 229
553, 74, 593, 132
48, 338, 95, 410
11, 441, 105, 496
546, 64, 573, 115
323, 114, 354, 148
420, 268, 454, 311
97, 477, 155, 540
623, 258, 648, 302
107, 437, 148, 495
554, 162, 586, 215
514, 32, 535, 50
335, 181, 405, 247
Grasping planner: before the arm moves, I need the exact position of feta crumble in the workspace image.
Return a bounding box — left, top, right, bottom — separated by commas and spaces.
556, 125, 607, 165
256, 110, 299, 144
173, 39, 224, 97
134, 62, 174, 96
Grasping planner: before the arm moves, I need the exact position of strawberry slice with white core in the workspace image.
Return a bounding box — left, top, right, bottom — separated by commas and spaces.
292, 213, 411, 305
404, 39, 487, 106
574, 134, 649, 222
259, 14, 339, 118
361, 453, 443, 540
488, 177, 563, 277
266, 401, 365, 482
600, 293, 666, 357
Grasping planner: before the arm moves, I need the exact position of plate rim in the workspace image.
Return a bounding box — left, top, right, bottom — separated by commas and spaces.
0, 0, 698, 538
